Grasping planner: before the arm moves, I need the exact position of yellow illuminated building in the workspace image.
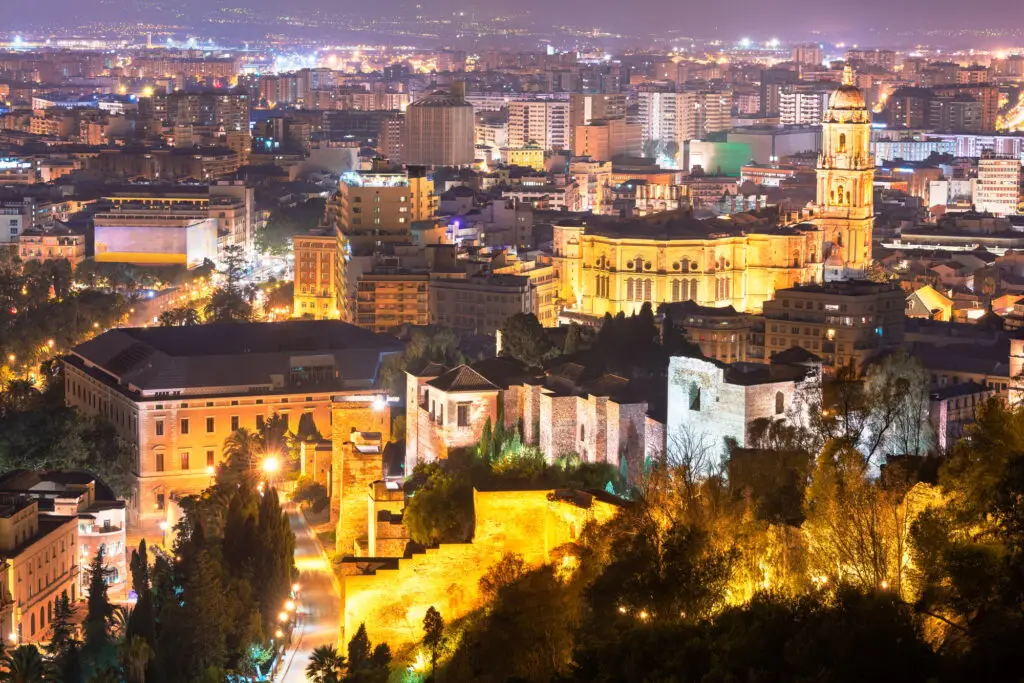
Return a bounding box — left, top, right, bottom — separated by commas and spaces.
816, 66, 874, 280
294, 231, 338, 319
552, 212, 824, 317
500, 146, 545, 171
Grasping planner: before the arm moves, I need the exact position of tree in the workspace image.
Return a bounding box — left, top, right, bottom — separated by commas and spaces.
293, 476, 330, 514
499, 313, 556, 368
83, 547, 115, 669
378, 327, 465, 396
403, 466, 474, 545
129, 540, 150, 598
422, 606, 445, 677
306, 645, 346, 683
0, 645, 46, 683
344, 624, 390, 683
120, 636, 154, 683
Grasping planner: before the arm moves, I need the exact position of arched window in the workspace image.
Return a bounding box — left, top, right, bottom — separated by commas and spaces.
644, 279, 652, 301
775, 391, 785, 415
672, 279, 680, 301
626, 278, 634, 301
838, 133, 846, 153
836, 185, 845, 205
689, 279, 699, 301
634, 257, 644, 273
689, 382, 701, 411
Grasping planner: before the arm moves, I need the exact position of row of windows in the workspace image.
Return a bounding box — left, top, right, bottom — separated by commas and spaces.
155, 413, 288, 436
155, 449, 218, 472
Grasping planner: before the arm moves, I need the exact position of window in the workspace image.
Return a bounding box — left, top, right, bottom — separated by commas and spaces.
180, 452, 190, 470
155, 420, 164, 436
206, 417, 215, 433
256, 415, 264, 429
207, 450, 215, 467
775, 391, 785, 415
155, 452, 164, 472
231, 416, 239, 431
156, 493, 165, 511
180, 418, 189, 435
457, 403, 470, 427
689, 382, 701, 411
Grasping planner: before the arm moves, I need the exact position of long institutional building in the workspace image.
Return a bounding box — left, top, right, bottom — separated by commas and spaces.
554, 66, 874, 317
63, 321, 401, 530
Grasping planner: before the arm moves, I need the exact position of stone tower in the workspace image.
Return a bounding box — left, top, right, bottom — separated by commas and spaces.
817, 65, 874, 281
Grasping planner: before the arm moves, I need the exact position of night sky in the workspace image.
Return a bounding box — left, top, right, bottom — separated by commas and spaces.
5, 0, 1023, 43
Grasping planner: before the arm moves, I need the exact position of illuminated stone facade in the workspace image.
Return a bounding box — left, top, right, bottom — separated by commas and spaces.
340, 488, 620, 652
815, 66, 874, 280
552, 212, 824, 318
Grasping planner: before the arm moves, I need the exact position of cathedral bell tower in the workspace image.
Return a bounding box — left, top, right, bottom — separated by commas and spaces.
816, 65, 874, 281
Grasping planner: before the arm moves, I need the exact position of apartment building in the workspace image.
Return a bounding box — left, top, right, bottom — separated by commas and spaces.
293, 230, 338, 319
430, 273, 535, 334
507, 100, 571, 151
974, 152, 1021, 217
761, 281, 906, 373
335, 167, 435, 257
356, 272, 430, 332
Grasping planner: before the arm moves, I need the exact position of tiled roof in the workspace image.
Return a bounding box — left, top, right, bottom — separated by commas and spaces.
427, 365, 500, 393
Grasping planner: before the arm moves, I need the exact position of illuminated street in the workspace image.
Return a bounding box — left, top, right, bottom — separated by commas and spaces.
278, 504, 341, 683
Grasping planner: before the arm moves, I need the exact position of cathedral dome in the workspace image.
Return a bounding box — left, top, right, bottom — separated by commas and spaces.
828, 84, 867, 110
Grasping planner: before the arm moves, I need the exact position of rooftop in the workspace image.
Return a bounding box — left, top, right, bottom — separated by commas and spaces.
69, 321, 402, 397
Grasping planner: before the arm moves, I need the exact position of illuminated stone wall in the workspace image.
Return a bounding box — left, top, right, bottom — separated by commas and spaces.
331, 402, 391, 555
341, 488, 620, 653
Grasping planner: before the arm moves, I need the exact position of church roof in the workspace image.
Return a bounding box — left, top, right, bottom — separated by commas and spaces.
827, 65, 867, 111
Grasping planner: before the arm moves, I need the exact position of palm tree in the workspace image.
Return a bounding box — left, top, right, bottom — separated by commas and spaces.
120, 636, 154, 683
305, 645, 345, 683
0, 645, 46, 683
109, 605, 131, 641
223, 427, 261, 471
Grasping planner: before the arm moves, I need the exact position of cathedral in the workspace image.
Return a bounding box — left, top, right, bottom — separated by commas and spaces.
552, 68, 873, 317
816, 65, 875, 281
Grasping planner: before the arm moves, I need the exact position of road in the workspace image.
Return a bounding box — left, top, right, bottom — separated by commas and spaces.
279, 504, 342, 683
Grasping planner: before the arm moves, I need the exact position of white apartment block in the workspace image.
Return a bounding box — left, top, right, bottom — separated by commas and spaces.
778, 88, 830, 126
507, 100, 571, 151
975, 154, 1021, 216
638, 90, 733, 146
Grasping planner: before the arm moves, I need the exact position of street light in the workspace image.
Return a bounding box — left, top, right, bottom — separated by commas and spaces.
158, 520, 169, 547
262, 456, 280, 474
278, 611, 288, 623
285, 599, 296, 612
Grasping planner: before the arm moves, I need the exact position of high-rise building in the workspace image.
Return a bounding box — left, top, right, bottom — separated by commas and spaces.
928, 95, 981, 132
778, 85, 830, 125
293, 230, 338, 320
507, 100, 571, 151
975, 152, 1021, 217
335, 167, 435, 255
638, 89, 732, 149
571, 117, 642, 160
845, 48, 897, 71
760, 68, 800, 117
377, 113, 405, 163
143, 89, 250, 133
403, 89, 475, 166
569, 93, 627, 127
792, 44, 825, 67
356, 272, 430, 332
816, 66, 874, 281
